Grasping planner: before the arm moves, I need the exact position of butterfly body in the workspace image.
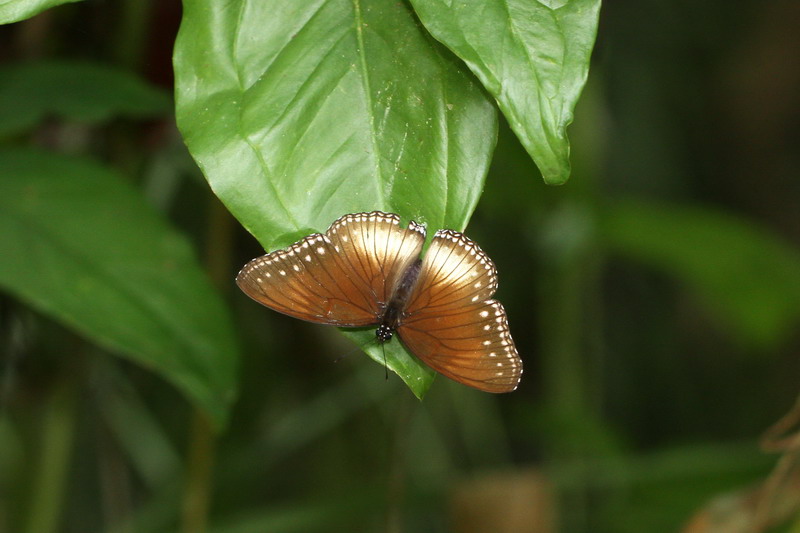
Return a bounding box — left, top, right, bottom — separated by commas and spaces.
237, 211, 522, 393
377, 257, 423, 342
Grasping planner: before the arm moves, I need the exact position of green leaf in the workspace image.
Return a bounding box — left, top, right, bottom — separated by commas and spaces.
0, 61, 171, 137
599, 200, 800, 349
0, 0, 81, 24
174, 0, 498, 397
410, 0, 601, 185
0, 148, 238, 427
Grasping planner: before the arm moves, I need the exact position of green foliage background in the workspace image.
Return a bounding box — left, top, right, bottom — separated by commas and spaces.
1, 1, 799, 532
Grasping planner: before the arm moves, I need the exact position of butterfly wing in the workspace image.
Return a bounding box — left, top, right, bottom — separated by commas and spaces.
236, 211, 426, 327
397, 229, 522, 393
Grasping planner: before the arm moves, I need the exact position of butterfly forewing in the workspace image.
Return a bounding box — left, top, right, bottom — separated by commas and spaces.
327, 212, 426, 307
236, 212, 425, 327
397, 229, 522, 393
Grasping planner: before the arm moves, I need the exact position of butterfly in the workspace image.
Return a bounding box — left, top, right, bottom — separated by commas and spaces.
236, 211, 522, 393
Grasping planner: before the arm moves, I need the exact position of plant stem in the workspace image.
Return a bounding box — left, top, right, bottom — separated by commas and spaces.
113, 0, 153, 70
537, 205, 595, 426
385, 395, 415, 533
180, 193, 234, 533
181, 410, 215, 533
535, 203, 602, 533
24, 381, 77, 533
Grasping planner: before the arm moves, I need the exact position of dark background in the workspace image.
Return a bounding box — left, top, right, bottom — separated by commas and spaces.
1, 1, 799, 532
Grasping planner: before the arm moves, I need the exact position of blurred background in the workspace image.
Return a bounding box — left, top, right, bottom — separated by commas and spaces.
1, 1, 800, 532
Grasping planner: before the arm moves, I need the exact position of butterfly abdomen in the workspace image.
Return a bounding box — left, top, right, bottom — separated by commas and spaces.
377, 258, 423, 341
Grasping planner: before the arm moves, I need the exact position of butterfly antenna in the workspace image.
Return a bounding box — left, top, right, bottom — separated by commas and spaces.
382, 342, 388, 380
332, 350, 352, 364
333, 335, 380, 364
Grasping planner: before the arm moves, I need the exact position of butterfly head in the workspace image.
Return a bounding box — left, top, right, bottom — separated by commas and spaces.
376, 324, 394, 343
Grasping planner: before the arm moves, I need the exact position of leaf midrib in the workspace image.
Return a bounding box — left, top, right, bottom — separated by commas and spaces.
352, 0, 388, 209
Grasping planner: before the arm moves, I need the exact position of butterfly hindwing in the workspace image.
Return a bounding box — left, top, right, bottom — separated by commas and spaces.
397, 229, 522, 392
236, 212, 425, 327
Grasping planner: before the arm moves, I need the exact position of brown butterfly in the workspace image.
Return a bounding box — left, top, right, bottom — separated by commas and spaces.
236, 211, 522, 392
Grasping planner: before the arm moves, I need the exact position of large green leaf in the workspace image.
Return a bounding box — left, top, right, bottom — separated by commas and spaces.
0, 149, 238, 427
0, 0, 81, 24
600, 200, 800, 349
174, 0, 498, 397
0, 61, 170, 137
411, 0, 601, 185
